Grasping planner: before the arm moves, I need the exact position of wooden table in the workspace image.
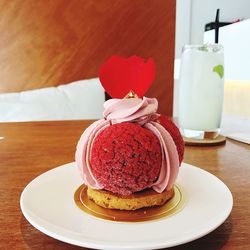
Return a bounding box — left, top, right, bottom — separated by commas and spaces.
0, 120, 249, 250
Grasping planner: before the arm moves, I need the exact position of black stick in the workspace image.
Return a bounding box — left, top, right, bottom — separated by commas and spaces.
215, 9, 220, 43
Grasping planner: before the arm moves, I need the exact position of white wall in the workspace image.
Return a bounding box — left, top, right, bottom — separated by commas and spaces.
191, 0, 250, 44
175, 0, 250, 58
175, 0, 191, 58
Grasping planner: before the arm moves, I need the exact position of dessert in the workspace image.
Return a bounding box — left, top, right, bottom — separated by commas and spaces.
75, 56, 184, 210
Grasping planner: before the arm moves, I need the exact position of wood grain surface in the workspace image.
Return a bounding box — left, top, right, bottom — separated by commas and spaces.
0, 0, 176, 115
0, 120, 249, 250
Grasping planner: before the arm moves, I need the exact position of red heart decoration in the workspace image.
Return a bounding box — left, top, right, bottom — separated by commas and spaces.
99, 55, 155, 98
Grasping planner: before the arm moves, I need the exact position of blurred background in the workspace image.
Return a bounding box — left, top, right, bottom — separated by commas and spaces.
0, 0, 249, 124
174, 0, 250, 121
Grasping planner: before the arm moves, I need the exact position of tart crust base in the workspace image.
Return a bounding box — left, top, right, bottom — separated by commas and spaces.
87, 187, 175, 210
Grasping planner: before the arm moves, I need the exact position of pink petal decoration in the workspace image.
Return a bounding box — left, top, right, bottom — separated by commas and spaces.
99, 55, 155, 98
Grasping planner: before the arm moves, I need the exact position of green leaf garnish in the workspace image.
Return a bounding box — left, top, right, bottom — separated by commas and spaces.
198, 44, 209, 52
213, 64, 224, 79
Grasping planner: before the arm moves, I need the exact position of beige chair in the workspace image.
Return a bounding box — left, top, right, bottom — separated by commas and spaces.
223, 81, 250, 119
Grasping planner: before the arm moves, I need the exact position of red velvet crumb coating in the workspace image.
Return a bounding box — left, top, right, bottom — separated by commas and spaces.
158, 115, 184, 164
90, 122, 162, 195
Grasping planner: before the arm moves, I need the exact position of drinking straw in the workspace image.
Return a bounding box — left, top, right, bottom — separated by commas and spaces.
215, 9, 220, 43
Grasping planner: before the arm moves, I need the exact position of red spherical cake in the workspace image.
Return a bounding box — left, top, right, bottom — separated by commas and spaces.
90, 122, 162, 195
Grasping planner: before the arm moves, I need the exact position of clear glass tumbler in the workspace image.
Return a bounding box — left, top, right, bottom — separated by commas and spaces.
178, 44, 224, 139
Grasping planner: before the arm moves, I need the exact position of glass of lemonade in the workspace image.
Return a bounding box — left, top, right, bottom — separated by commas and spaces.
178, 44, 224, 139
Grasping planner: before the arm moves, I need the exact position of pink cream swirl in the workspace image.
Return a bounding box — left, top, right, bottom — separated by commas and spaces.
75, 97, 180, 193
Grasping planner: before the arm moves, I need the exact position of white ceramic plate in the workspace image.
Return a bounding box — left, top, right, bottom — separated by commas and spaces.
20, 162, 233, 250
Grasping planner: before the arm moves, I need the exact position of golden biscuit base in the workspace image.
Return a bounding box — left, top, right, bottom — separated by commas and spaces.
87, 187, 175, 210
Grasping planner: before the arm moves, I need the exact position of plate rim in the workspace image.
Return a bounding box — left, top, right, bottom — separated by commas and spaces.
20, 162, 233, 250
